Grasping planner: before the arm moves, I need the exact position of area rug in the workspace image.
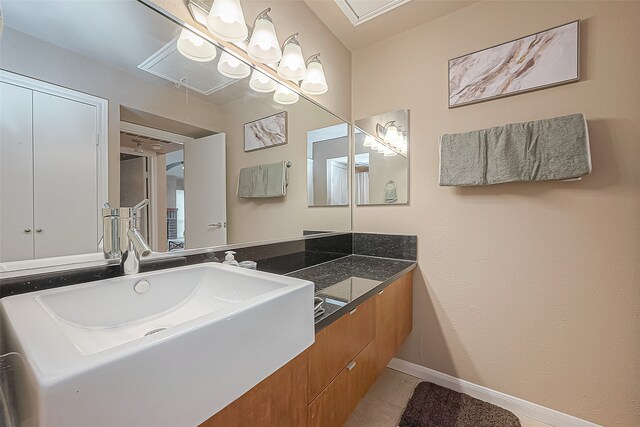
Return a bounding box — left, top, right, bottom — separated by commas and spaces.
399, 382, 521, 427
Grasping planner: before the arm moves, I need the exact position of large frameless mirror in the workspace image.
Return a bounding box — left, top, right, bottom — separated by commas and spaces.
0, 0, 350, 272
354, 109, 409, 205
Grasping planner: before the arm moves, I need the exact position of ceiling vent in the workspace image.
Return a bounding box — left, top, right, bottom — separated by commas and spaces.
334, 0, 411, 26
138, 37, 237, 96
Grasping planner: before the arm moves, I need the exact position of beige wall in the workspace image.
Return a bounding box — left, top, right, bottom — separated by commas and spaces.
146, 0, 352, 120
220, 95, 350, 244
352, 2, 640, 425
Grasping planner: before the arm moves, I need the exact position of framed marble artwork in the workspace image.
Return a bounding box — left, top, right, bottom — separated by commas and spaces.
448, 20, 579, 108
244, 111, 288, 152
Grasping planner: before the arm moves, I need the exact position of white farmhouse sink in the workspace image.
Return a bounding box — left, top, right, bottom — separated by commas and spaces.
0, 263, 315, 427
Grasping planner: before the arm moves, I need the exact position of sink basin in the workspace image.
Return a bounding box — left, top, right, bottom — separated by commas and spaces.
0, 263, 314, 426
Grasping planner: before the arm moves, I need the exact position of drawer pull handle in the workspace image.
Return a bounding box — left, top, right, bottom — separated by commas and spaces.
349, 308, 357, 315
378, 290, 384, 295
347, 361, 357, 371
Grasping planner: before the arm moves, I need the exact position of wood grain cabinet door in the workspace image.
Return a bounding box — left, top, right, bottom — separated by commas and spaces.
375, 272, 413, 372
308, 342, 377, 427
308, 297, 376, 401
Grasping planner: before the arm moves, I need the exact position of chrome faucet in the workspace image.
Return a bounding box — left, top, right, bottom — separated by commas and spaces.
102, 199, 152, 275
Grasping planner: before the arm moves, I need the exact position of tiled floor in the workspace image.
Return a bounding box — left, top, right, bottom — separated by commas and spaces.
344, 368, 553, 427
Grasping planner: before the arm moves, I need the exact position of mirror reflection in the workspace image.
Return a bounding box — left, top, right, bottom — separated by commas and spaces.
0, 0, 350, 266
354, 109, 409, 205
307, 124, 349, 206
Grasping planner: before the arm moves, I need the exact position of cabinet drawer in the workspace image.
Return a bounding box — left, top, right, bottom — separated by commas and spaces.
308, 297, 375, 401
308, 341, 377, 427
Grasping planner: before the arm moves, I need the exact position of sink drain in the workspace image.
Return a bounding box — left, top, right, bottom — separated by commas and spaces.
144, 327, 166, 336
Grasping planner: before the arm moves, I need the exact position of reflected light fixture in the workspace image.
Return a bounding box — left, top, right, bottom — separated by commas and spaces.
247, 8, 281, 64
249, 68, 277, 93
363, 134, 376, 147
277, 33, 306, 81
273, 83, 299, 105
176, 28, 217, 62
206, 0, 248, 42
217, 47, 250, 79
300, 54, 328, 95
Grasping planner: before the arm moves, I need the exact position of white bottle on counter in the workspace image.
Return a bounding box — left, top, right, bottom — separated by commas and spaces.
222, 251, 239, 267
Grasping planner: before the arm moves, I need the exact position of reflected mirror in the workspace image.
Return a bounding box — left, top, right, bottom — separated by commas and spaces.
354, 109, 409, 205
307, 124, 349, 206
0, 0, 350, 267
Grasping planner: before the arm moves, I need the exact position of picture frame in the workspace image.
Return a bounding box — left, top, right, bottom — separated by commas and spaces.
448, 20, 580, 108
244, 111, 288, 152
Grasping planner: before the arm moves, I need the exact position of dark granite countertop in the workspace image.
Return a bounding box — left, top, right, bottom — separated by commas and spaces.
286, 255, 417, 332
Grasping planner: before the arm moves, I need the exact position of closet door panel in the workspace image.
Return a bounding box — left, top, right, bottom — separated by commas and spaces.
32, 91, 98, 259
0, 82, 34, 262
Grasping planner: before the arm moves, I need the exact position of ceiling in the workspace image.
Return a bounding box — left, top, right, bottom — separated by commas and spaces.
303, 0, 478, 50
1, 0, 250, 106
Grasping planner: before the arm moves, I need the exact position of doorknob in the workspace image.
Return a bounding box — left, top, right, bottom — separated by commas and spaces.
208, 222, 222, 229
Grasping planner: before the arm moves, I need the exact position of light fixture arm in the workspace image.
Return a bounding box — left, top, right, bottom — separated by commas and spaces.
281, 33, 300, 48
253, 7, 273, 25
305, 53, 321, 66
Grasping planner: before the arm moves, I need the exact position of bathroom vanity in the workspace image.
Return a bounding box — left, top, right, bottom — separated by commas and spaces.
202, 261, 415, 427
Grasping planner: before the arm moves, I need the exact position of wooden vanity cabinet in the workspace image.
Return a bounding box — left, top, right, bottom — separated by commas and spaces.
308, 297, 376, 402
200, 271, 413, 427
374, 272, 413, 371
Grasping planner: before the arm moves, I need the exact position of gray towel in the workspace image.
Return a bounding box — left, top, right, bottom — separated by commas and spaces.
439, 113, 591, 186
237, 161, 288, 198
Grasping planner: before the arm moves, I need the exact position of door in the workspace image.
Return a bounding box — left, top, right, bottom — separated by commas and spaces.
120, 155, 150, 243
183, 133, 227, 248
32, 91, 99, 259
0, 82, 34, 262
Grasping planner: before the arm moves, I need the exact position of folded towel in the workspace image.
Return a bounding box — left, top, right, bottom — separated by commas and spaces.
237, 161, 288, 198
439, 113, 591, 186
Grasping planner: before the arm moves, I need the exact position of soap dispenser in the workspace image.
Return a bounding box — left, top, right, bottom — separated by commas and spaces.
223, 251, 239, 267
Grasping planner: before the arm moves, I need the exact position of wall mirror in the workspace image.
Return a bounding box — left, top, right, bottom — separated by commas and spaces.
353, 109, 409, 205
0, 0, 350, 271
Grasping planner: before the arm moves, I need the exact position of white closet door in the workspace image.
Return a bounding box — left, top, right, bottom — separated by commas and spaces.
0, 82, 35, 262
32, 91, 99, 259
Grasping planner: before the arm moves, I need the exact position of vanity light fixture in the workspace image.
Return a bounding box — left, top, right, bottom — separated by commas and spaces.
176, 28, 217, 62
249, 68, 278, 92
273, 83, 299, 105
300, 54, 328, 96
363, 134, 376, 147
247, 8, 281, 64
217, 45, 251, 79
205, 0, 248, 42
277, 33, 306, 81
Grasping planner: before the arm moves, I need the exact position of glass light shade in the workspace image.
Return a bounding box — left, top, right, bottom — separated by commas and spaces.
273, 84, 299, 105
377, 145, 387, 154
176, 28, 217, 62
277, 42, 306, 81
369, 140, 380, 151
247, 17, 281, 63
217, 51, 250, 79
384, 124, 399, 145
363, 135, 376, 147
384, 150, 397, 157
249, 69, 277, 92
206, 0, 248, 42
300, 60, 328, 95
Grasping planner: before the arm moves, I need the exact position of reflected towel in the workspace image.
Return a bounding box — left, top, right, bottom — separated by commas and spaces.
237, 161, 288, 198
439, 113, 591, 186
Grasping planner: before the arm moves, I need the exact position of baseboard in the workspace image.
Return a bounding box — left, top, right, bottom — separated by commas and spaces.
387, 358, 602, 427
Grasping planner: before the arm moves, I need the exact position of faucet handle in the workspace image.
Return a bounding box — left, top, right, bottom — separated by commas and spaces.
132, 199, 149, 213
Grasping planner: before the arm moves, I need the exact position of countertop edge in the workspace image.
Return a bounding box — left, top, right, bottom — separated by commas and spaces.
313, 261, 417, 333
